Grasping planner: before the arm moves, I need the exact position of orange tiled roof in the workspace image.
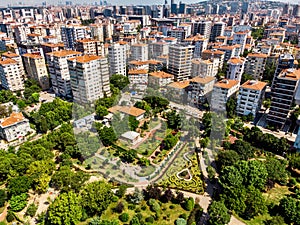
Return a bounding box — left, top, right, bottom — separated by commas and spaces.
128, 69, 148, 74
214, 79, 239, 89
68, 55, 101, 63
241, 80, 267, 91
108, 106, 146, 117
190, 76, 215, 84
167, 80, 190, 89
0, 58, 17, 65
0, 112, 26, 127
22, 53, 43, 59
149, 71, 173, 78
47, 50, 81, 58
247, 53, 268, 58
2, 52, 19, 58
228, 57, 245, 64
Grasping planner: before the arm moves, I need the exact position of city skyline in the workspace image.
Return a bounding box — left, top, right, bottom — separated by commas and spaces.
1, 0, 299, 7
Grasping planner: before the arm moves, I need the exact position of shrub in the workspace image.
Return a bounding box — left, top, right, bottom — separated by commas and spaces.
119, 213, 129, 222
148, 199, 160, 213
6, 210, 15, 222
135, 207, 141, 213
128, 204, 136, 210
169, 204, 175, 209
146, 216, 154, 223
9, 193, 28, 212
25, 203, 38, 217
112, 195, 119, 202
184, 197, 195, 211
141, 205, 147, 210
114, 202, 124, 213
135, 213, 143, 221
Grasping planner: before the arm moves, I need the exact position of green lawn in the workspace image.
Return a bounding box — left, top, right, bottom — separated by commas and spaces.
263, 184, 292, 205
148, 118, 161, 130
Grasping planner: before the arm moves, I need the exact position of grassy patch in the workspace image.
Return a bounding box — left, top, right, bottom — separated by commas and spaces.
136, 165, 156, 177
245, 213, 272, 225
263, 184, 292, 206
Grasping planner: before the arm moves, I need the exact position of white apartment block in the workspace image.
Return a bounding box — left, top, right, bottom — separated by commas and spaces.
226, 57, 246, 82
128, 69, 148, 85
237, 80, 267, 118
244, 53, 268, 80
0, 112, 31, 142
210, 22, 226, 42
168, 44, 194, 81
61, 25, 87, 49
89, 24, 105, 42
46, 50, 82, 97
75, 39, 103, 56
216, 44, 241, 61
211, 79, 240, 111
68, 55, 111, 104
149, 42, 169, 59
188, 76, 215, 105
108, 43, 127, 76
130, 43, 149, 61
191, 58, 218, 78
148, 71, 174, 87
202, 49, 225, 69
193, 37, 208, 58
0, 58, 24, 91
233, 31, 250, 54
22, 53, 49, 90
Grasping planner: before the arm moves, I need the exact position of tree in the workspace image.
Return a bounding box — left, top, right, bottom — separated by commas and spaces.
231, 140, 254, 160
119, 213, 129, 222
243, 186, 267, 219
165, 110, 181, 130
47, 192, 82, 225
130, 216, 141, 225
0, 189, 6, 207
208, 201, 231, 225
80, 181, 113, 216
200, 137, 209, 149
264, 216, 286, 225
25, 203, 38, 217
8, 176, 32, 197
128, 188, 144, 204
265, 157, 288, 185
216, 150, 240, 169
263, 98, 271, 110
161, 189, 174, 202
241, 73, 253, 84
129, 116, 139, 131
122, 149, 137, 163
116, 185, 127, 198
163, 134, 178, 150
207, 166, 216, 180
148, 199, 161, 213
226, 97, 236, 118
110, 74, 129, 90
184, 197, 195, 211
9, 193, 28, 212
96, 105, 108, 119
98, 127, 117, 146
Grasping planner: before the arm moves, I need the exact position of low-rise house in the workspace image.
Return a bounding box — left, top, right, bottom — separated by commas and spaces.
0, 112, 31, 142
108, 106, 146, 120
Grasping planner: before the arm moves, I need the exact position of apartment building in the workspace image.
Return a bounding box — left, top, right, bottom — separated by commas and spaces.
61, 25, 87, 49
226, 57, 246, 82
232, 31, 249, 54
75, 39, 103, 56
168, 44, 194, 81
192, 21, 212, 39
188, 76, 215, 105
210, 22, 226, 42
191, 58, 219, 78
244, 53, 268, 80
148, 71, 174, 87
202, 49, 225, 69
211, 79, 240, 111
193, 37, 209, 58
237, 80, 267, 118
166, 80, 190, 103
130, 43, 149, 61
267, 69, 300, 129
22, 53, 49, 90
108, 43, 127, 76
148, 42, 169, 59
128, 69, 148, 85
215, 44, 241, 61
68, 55, 111, 104
0, 58, 24, 91
46, 50, 82, 97
0, 112, 31, 142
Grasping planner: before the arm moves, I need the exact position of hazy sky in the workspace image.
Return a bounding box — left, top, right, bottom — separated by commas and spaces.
1, 0, 299, 7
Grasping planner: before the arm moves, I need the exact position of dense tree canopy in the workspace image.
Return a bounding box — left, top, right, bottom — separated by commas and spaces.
208, 201, 231, 225
110, 74, 129, 90
47, 191, 82, 225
